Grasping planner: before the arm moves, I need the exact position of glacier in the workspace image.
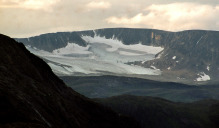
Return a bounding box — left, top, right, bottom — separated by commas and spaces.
25, 35, 164, 76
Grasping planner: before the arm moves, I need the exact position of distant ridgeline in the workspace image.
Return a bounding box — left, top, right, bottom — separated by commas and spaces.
15, 28, 219, 84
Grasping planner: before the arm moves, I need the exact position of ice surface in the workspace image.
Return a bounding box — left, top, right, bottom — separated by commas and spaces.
25, 45, 54, 57
81, 35, 163, 54
119, 51, 143, 56
53, 43, 91, 55
25, 35, 164, 76
48, 62, 73, 75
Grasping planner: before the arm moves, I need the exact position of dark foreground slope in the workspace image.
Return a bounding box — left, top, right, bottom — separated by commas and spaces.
0, 34, 139, 128
96, 95, 219, 128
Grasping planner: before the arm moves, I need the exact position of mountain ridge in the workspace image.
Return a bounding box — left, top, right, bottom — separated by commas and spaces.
60, 75, 219, 102
0, 33, 139, 128
15, 28, 219, 84
95, 94, 219, 128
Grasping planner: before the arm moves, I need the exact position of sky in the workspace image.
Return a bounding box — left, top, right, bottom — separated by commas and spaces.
0, 0, 218, 38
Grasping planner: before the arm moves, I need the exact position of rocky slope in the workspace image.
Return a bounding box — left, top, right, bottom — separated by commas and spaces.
0, 34, 139, 128
15, 28, 219, 84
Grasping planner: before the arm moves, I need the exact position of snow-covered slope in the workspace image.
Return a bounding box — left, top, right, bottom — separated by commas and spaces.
26, 35, 163, 76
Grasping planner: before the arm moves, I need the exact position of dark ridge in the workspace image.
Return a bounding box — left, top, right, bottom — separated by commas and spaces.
0, 34, 140, 128
16, 32, 87, 52
95, 95, 219, 128
16, 28, 218, 51
60, 75, 219, 102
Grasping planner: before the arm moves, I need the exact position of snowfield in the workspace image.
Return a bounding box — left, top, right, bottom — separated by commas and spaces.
53, 43, 91, 55
25, 35, 164, 76
81, 35, 163, 54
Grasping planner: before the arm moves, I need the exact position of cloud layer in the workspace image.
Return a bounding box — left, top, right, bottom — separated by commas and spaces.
0, 0, 59, 11
86, 1, 111, 9
106, 3, 219, 31
0, 0, 218, 37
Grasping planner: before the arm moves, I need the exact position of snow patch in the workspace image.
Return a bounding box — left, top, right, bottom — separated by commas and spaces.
196, 72, 210, 82
177, 77, 185, 80
207, 65, 210, 71
172, 56, 176, 60
48, 63, 73, 75
141, 60, 146, 64
156, 51, 163, 59
53, 43, 91, 55
150, 66, 160, 71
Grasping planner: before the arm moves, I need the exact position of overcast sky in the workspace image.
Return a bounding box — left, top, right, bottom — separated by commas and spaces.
0, 0, 218, 38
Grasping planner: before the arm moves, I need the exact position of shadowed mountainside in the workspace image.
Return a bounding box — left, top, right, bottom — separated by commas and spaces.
60, 75, 219, 102
0, 34, 139, 128
96, 95, 219, 128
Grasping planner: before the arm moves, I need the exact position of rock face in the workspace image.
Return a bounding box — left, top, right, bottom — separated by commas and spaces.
15, 28, 219, 84
92, 28, 219, 83
17, 32, 88, 52
0, 34, 139, 128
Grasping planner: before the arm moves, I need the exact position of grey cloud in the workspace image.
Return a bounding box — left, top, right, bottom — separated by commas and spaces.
106, 3, 219, 31
0, 0, 218, 38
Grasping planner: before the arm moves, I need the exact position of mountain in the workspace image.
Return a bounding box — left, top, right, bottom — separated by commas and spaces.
15, 28, 219, 84
60, 75, 219, 102
95, 95, 219, 128
0, 34, 140, 128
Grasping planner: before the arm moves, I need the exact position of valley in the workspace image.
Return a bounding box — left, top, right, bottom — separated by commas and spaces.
2, 0, 219, 127
1, 28, 219, 128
